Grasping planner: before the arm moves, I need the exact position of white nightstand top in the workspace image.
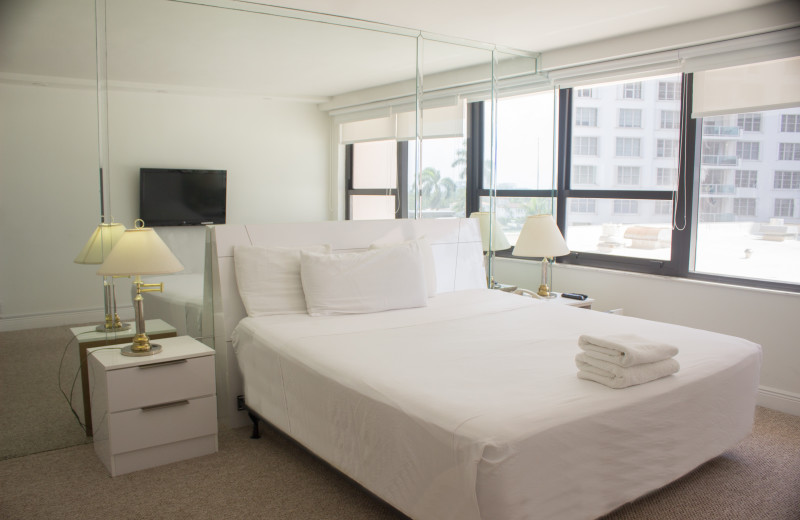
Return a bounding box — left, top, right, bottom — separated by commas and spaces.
87, 336, 213, 371
512, 289, 595, 308
71, 319, 176, 345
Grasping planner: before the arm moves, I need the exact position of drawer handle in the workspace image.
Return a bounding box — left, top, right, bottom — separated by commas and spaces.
141, 399, 190, 412
138, 359, 188, 369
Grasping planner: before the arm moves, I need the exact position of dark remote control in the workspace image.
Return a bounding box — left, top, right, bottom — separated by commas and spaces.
561, 292, 587, 301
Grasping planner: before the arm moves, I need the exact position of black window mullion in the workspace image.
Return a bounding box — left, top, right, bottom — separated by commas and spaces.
466, 102, 483, 215
397, 141, 409, 219
344, 144, 354, 219
556, 88, 571, 233
563, 189, 675, 200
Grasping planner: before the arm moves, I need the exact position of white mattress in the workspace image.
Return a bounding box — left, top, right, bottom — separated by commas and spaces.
141, 273, 203, 338
232, 289, 761, 520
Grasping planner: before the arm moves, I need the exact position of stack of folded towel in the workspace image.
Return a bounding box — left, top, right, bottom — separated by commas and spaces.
575, 333, 680, 389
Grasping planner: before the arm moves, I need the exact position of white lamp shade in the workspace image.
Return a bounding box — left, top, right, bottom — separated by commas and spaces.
97, 227, 184, 276
74, 222, 127, 264
512, 214, 570, 258
470, 212, 511, 251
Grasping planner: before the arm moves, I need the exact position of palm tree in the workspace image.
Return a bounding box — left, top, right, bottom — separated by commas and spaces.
419, 167, 456, 210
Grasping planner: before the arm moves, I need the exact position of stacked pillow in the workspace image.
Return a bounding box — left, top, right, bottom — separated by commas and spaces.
233, 237, 436, 317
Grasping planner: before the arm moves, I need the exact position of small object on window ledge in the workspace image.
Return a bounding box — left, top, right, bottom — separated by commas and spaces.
491, 282, 518, 292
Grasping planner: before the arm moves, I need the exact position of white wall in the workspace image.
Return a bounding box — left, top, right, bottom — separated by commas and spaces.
0, 84, 330, 330
494, 257, 800, 415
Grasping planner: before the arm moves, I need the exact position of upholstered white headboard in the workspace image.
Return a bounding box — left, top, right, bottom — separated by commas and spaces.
205, 218, 485, 426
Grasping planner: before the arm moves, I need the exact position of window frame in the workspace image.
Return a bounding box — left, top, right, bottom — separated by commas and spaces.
344, 141, 409, 220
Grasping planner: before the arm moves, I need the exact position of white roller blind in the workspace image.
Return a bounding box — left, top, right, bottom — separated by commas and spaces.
340, 99, 466, 144
340, 116, 396, 144
692, 56, 800, 118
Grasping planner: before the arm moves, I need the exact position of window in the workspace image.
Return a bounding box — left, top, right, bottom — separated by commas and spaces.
735, 170, 758, 188
736, 141, 760, 160
656, 139, 679, 158
774, 171, 800, 189
695, 107, 800, 287
573, 136, 598, 156
572, 165, 597, 185
615, 137, 640, 157
774, 198, 795, 217
654, 200, 672, 215
656, 168, 677, 187
616, 166, 640, 185
658, 81, 681, 100
778, 143, 800, 160
737, 113, 762, 132
622, 82, 642, 99
347, 140, 402, 220
733, 198, 756, 216
575, 107, 598, 127
781, 114, 800, 132
660, 110, 680, 129
575, 88, 594, 98
613, 200, 639, 214
618, 108, 642, 128
570, 198, 596, 213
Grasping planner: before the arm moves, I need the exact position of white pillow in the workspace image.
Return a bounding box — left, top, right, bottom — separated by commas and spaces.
234, 244, 329, 316
369, 236, 437, 297
300, 241, 428, 316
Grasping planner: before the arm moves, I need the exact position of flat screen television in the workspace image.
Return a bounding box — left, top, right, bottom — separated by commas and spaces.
139, 168, 227, 226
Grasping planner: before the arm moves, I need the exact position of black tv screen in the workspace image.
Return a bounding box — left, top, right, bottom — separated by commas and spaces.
139, 168, 226, 226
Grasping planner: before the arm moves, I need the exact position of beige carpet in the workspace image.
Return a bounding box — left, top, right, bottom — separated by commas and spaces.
0, 325, 92, 460
0, 407, 798, 519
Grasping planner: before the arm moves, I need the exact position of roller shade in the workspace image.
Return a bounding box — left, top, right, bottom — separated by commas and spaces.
340, 99, 465, 144
692, 56, 800, 118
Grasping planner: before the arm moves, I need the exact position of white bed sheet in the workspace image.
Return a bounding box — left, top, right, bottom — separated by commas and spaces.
232, 289, 761, 520
141, 273, 203, 338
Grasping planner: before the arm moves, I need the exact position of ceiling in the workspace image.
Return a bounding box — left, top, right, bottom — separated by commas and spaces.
0, 0, 789, 100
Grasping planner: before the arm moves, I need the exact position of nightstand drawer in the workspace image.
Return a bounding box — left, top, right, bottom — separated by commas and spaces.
109, 395, 217, 455
106, 355, 215, 412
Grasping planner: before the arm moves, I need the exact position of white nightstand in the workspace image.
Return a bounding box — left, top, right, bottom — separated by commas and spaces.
513, 289, 595, 309
88, 336, 218, 477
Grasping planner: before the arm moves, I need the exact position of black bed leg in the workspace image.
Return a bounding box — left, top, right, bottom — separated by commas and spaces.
248, 411, 261, 439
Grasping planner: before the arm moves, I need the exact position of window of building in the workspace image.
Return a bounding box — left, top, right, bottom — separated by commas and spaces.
618, 108, 642, 128
616, 166, 640, 185
654, 200, 672, 215
737, 113, 762, 132
660, 110, 680, 129
780, 114, 800, 132
733, 198, 756, 216
572, 165, 597, 185
575, 107, 598, 127
613, 199, 639, 214
575, 88, 594, 98
570, 198, 596, 213
774, 170, 800, 189
774, 198, 795, 217
656, 167, 677, 187
735, 170, 758, 188
615, 137, 641, 157
573, 136, 598, 156
778, 143, 800, 160
622, 82, 642, 99
658, 81, 681, 100
656, 139, 679, 158
736, 141, 760, 160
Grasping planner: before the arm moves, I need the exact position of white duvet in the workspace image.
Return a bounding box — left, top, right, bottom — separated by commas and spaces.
232, 289, 761, 520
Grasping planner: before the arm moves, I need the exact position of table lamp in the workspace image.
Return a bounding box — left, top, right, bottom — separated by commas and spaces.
470, 211, 511, 288
512, 214, 569, 298
74, 222, 130, 332
97, 220, 183, 356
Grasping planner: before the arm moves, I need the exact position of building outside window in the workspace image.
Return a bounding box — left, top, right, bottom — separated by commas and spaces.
572, 165, 597, 185
658, 81, 681, 100
780, 114, 800, 132
575, 107, 598, 127
616, 166, 640, 185
615, 137, 641, 157
656, 167, 677, 187
575, 88, 594, 98
571, 198, 596, 213
774, 170, 800, 189
613, 199, 639, 214
574, 136, 599, 156
774, 198, 795, 217
660, 110, 680, 129
778, 143, 800, 161
735, 170, 758, 188
737, 113, 762, 132
733, 198, 756, 216
656, 139, 679, 158
622, 82, 642, 99
618, 108, 642, 128
736, 141, 760, 160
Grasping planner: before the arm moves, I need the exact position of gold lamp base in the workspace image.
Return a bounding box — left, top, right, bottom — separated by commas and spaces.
95, 314, 131, 333
537, 284, 557, 299
121, 332, 162, 357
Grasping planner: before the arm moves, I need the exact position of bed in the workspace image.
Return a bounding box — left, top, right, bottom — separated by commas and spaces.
207, 218, 762, 520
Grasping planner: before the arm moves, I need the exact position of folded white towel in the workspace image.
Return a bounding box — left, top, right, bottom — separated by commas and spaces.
575, 352, 680, 389
578, 333, 679, 367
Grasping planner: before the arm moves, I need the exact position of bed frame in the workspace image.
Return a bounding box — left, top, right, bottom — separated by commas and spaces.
205, 218, 486, 428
